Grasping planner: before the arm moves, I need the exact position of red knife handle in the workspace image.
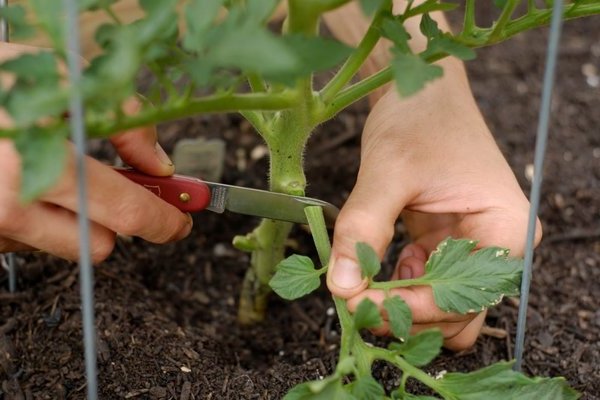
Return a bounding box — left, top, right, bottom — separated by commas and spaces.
114, 168, 212, 213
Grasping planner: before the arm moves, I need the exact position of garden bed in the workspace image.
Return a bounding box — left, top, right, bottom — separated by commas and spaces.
1, 13, 599, 400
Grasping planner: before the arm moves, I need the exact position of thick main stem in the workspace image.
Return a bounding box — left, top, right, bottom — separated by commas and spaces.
237, 110, 312, 324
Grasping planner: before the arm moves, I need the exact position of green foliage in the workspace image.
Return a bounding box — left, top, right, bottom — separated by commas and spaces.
423, 238, 522, 313
391, 51, 443, 96
14, 127, 68, 202
389, 329, 443, 366
356, 241, 381, 279
353, 298, 383, 330
383, 295, 412, 341
269, 255, 325, 300
351, 376, 385, 399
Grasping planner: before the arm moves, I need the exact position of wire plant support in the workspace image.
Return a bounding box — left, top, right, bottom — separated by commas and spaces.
513, 0, 564, 372
63, 0, 99, 398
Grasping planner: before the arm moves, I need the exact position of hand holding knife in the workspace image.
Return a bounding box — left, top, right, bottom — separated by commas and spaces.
115, 168, 339, 227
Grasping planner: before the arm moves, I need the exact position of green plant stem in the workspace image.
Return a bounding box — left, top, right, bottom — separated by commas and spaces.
88, 91, 297, 137
238, 109, 313, 324
304, 206, 331, 266
489, 0, 519, 41
320, 1, 389, 103
319, 3, 600, 123
463, 0, 476, 33
370, 347, 440, 391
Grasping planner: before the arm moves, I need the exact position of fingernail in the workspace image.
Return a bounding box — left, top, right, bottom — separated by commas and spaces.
155, 142, 173, 167
186, 213, 194, 227
399, 246, 415, 261
332, 257, 363, 289
399, 265, 412, 280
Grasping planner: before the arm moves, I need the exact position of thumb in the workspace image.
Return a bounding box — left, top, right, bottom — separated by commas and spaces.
110, 99, 175, 177
327, 165, 412, 299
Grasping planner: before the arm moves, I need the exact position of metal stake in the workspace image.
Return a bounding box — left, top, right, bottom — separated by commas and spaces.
63, 0, 99, 397
514, 0, 564, 371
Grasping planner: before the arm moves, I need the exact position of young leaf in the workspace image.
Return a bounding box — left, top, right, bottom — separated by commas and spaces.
282, 35, 353, 76
422, 36, 476, 61
389, 329, 443, 366
269, 255, 324, 300
420, 14, 440, 38
383, 296, 412, 341
351, 376, 385, 400
355, 242, 381, 279
0, 5, 35, 39
14, 127, 68, 202
29, 0, 66, 51
359, 0, 386, 16
391, 52, 443, 96
380, 17, 411, 54
423, 238, 523, 314
437, 361, 580, 400
353, 298, 383, 330
285, 379, 356, 400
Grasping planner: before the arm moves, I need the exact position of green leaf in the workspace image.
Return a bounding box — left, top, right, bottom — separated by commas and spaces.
422, 36, 476, 61
493, 0, 509, 8
391, 52, 443, 96
383, 296, 412, 341
246, 0, 279, 23
420, 14, 440, 38
355, 242, 381, 279
0, 52, 59, 85
183, 0, 224, 51
29, 0, 66, 51
351, 376, 385, 400
389, 329, 443, 366
422, 238, 523, 314
437, 361, 580, 400
359, 0, 386, 16
380, 16, 411, 54
0, 5, 35, 39
282, 35, 353, 75
0, 53, 67, 126
400, 395, 440, 400
14, 127, 68, 202
209, 25, 299, 79
353, 298, 383, 330
285, 379, 356, 400
269, 255, 324, 300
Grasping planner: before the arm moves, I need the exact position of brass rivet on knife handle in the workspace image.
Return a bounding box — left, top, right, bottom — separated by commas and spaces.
179, 192, 191, 203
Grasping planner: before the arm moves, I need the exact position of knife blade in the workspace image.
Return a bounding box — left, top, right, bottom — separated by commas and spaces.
115, 168, 339, 228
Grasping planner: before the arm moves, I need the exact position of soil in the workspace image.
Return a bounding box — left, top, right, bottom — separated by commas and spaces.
1, 8, 599, 400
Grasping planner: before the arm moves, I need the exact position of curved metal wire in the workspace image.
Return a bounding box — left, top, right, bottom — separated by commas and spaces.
63, 0, 99, 397
513, 0, 564, 371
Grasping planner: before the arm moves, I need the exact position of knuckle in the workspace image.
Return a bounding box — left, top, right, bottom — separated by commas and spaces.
90, 232, 116, 264
112, 201, 149, 237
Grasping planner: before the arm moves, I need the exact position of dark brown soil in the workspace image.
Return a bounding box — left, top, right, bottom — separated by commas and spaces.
1, 11, 599, 400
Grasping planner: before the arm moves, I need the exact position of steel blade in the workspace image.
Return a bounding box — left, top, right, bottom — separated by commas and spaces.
204, 183, 338, 227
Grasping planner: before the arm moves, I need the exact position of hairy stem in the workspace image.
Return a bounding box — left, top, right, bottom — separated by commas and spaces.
88, 91, 297, 137
320, 0, 390, 103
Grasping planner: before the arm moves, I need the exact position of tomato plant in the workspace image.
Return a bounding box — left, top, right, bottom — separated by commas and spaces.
1, 0, 597, 398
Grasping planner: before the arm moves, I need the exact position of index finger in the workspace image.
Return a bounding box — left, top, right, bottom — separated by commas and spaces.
42, 148, 192, 244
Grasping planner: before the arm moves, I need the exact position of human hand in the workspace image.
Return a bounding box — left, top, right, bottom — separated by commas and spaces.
0, 97, 193, 263
326, 59, 542, 351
